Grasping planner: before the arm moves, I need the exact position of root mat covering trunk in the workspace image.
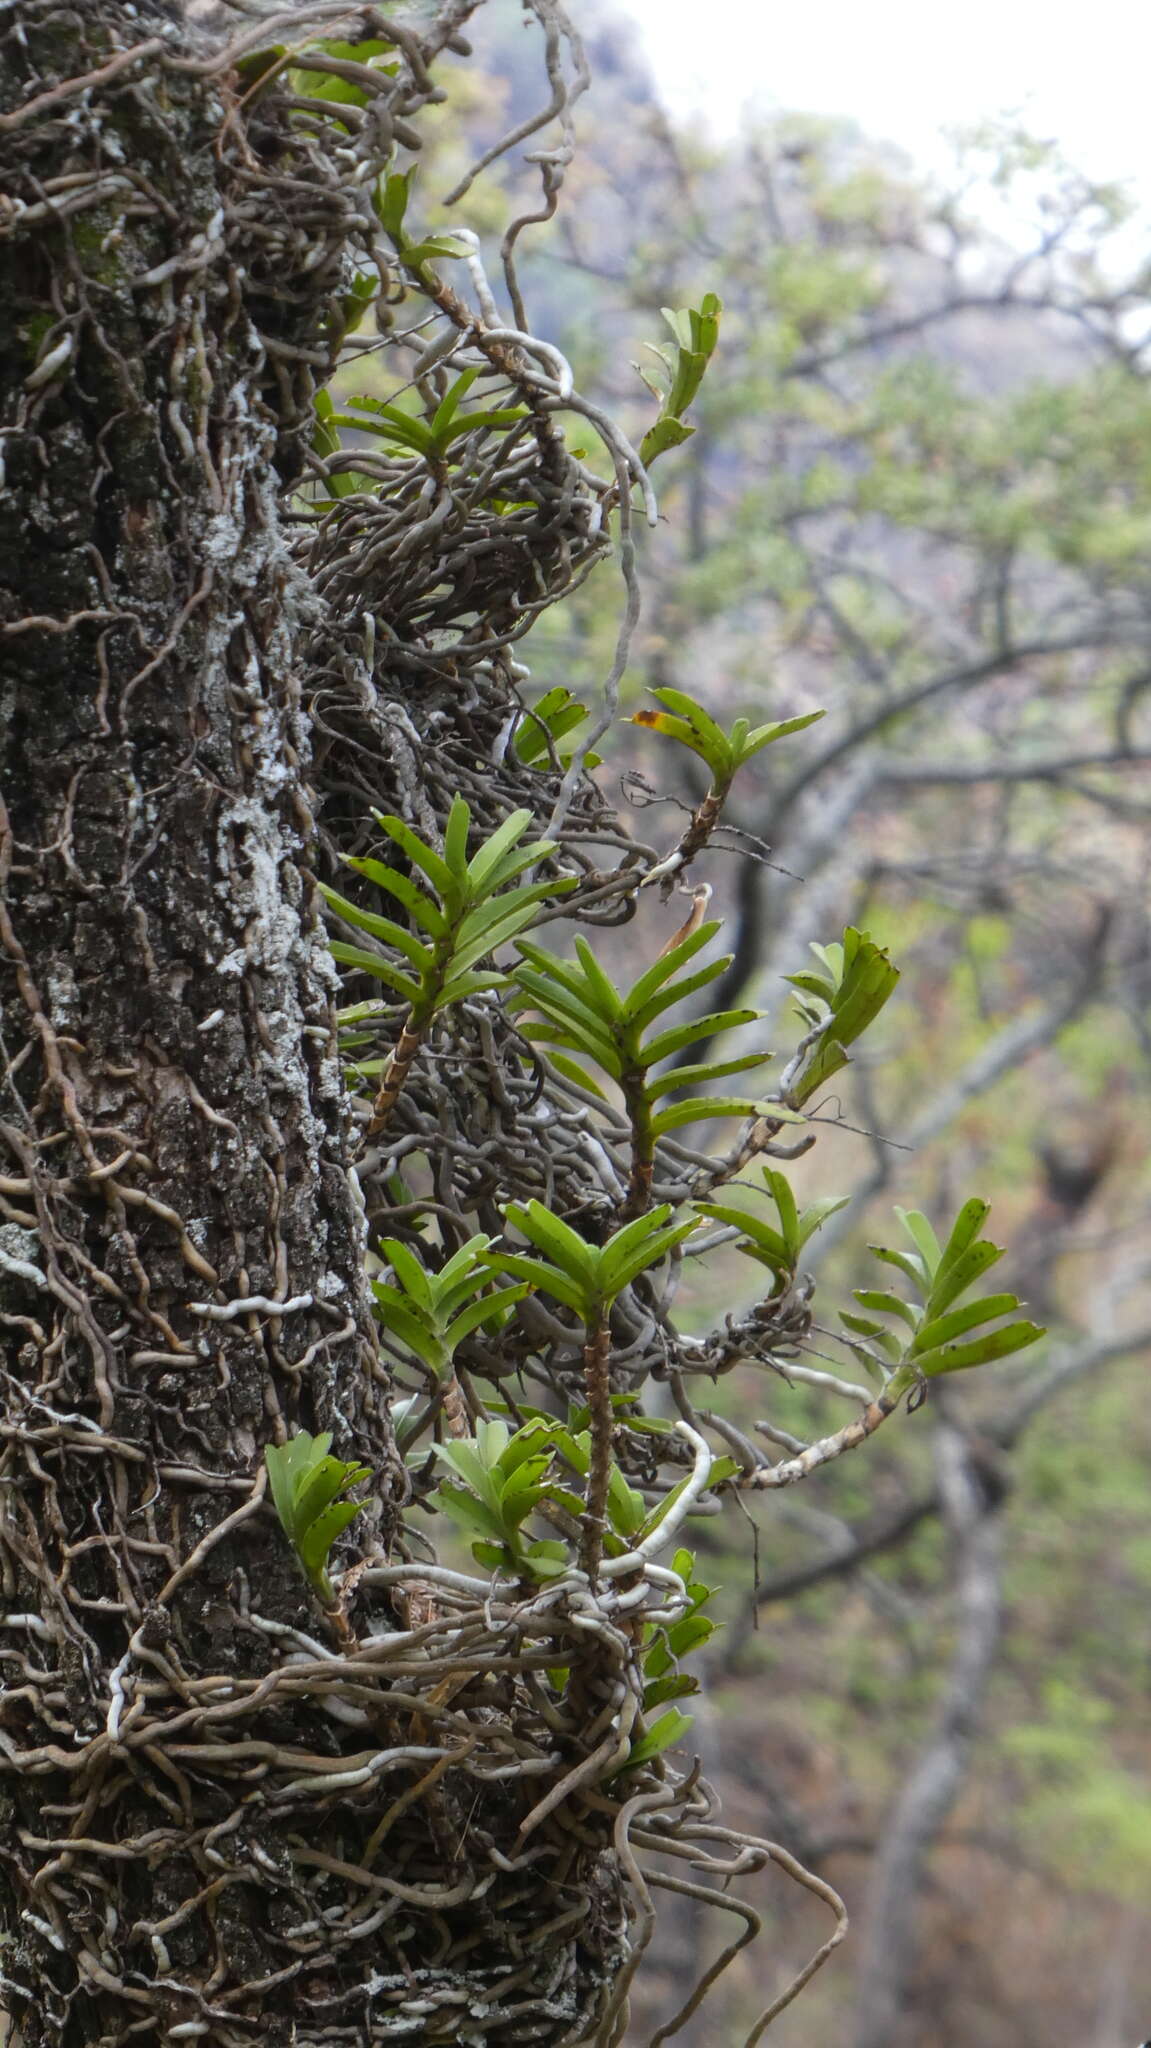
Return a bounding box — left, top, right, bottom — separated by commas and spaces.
0, 6, 419, 2040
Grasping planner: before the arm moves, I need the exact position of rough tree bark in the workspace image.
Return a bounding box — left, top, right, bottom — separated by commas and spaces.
0, 6, 401, 2040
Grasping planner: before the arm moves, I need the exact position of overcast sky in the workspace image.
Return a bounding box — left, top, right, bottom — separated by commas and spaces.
616, 0, 1151, 214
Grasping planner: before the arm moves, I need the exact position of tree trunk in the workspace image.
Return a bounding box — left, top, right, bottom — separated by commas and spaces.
850, 1421, 1006, 2048
0, 8, 399, 2040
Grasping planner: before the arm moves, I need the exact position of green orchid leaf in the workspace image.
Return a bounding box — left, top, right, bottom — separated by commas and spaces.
600, 1216, 697, 1297
694, 1199, 793, 1271
926, 1238, 1006, 1316
913, 1292, 1028, 1356
430, 364, 482, 439
327, 943, 420, 1003
318, 886, 432, 971
477, 1250, 588, 1319
297, 1498, 362, 1578
916, 1320, 1045, 1377
443, 404, 530, 443
649, 1094, 759, 1136
265, 1433, 368, 1603
620, 922, 725, 1023
293, 1454, 365, 1535
762, 1167, 799, 1256
896, 1208, 943, 1277
795, 1193, 851, 1246
432, 1440, 502, 1505
741, 710, 825, 754
442, 794, 472, 876
626, 957, 736, 1037
838, 1309, 888, 1339
374, 813, 456, 900
441, 1285, 529, 1353
640, 415, 695, 465
869, 1243, 930, 1290
616, 1707, 694, 1773
436, 970, 511, 1008
514, 1001, 624, 1080
642, 1673, 699, 1709
631, 687, 731, 773
331, 401, 434, 456
663, 1612, 716, 1660
370, 1284, 444, 1372
265, 1431, 329, 1529
572, 936, 625, 1022
344, 858, 444, 936
641, 1007, 762, 1069
514, 687, 594, 767
643, 1049, 772, 1100
596, 1205, 679, 1290
403, 236, 474, 268
499, 1466, 552, 1529
541, 1050, 612, 1100
464, 808, 540, 892
502, 1202, 601, 1292
787, 1039, 849, 1105
606, 1464, 647, 1537
840, 1315, 905, 1364
934, 1197, 992, 1289
374, 165, 417, 238
433, 1481, 509, 1545
379, 1238, 434, 1313
853, 1288, 921, 1330
494, 1420, 557, 1476
521, 1540, 570, 1579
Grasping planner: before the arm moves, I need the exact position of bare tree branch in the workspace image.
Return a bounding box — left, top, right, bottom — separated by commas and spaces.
874, 747, 1151, 785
